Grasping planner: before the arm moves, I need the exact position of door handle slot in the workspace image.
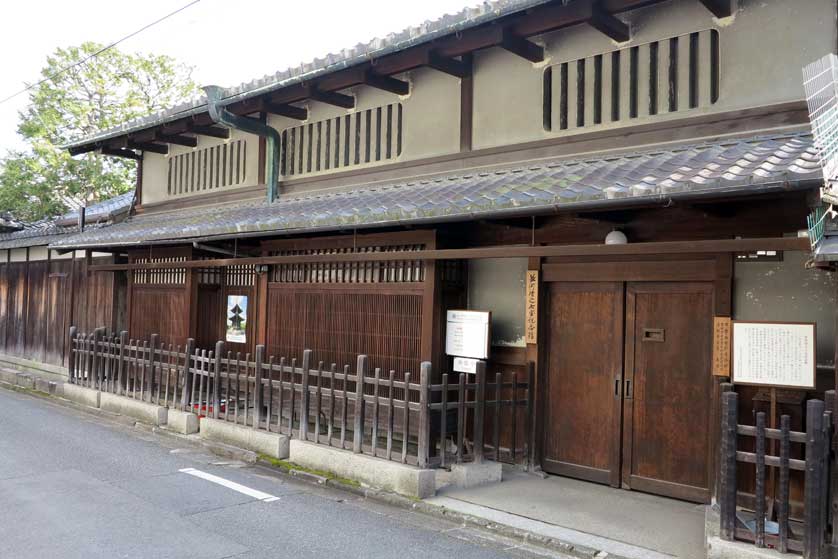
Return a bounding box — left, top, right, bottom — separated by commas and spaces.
614, 377, 621, 397
624, 379, 633, 399
641, 328, 665, 342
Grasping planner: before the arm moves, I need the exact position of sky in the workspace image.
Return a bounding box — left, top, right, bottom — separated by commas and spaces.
0, 0, 472, 152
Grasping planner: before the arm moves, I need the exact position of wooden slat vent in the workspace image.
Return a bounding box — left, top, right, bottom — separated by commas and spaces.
167, 139, 247, 196
281, 103, 403, 177
269, 244, 425, 284
227, 265, 256, 287
543, 29, 719, 132
133, 257, 186, 285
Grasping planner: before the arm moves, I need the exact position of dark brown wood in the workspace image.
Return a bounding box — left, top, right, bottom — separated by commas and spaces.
353, 354, 367, 453
305, 86, 355, 109
418, 361, 431, 468
189, 124, 230, 139
213, 340, 224, 419
543, 281, 623, 486
127, 141, 168, 155
720, 390, 738, 541
588, 2, 630, 42
543, 259, 717, 282
262, 101, 307, 120
425, 51, 471, 78
755, 411, 766, 548
804, 399, 825, 559
68, 326, 77, 382
622, 282, 714, 503
500, 29, 544, 62
473, 361, 486, 463
300, 349, 311, 438
402, 371, 411, 464
456, 372, 466, 463
154, 133, 197, 148
698, 0, 733, 18
90, 237, 811, 272
100, 147, 141, 160
780, 414, 791, 554
181, 338, 195, 411
364, 70, 410, 95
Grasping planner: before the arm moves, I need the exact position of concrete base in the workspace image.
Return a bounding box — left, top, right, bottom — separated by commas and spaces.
100, 392, 167, 426
34, 378, 57, 395
62, 383, 100, 408
448, 461, 503, 489
706, 536, 789, 559
288, 439, 436, 499
14, 373, 34, 390
199, 417, 289, 459
166, 408, 199, 434
0, 353, 68, 384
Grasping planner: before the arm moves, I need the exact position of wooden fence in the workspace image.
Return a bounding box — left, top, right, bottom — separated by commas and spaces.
68, 327, 535, 469
720, 390, 833, 558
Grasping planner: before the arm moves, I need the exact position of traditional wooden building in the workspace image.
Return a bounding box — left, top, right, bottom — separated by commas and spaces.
5, 0, 837, 515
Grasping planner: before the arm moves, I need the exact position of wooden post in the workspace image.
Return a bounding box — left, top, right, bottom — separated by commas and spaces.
526, 361, 536, 470
117, 331, 127, 395
755, 411, 766, 548
353, 354, 367, 453
720, 391, 738, 541
300, 349, 312, 440
779, 414, 791, 554
68, 326, 77, 384
213, 341, 225, 419
92, 328, 102, 390
181, 338, 195, 411
473, 360, 486, 464
804, 399, 825, 559
148, 334, 158, 403
418, 362, 431, 468
253, 345, 265, 430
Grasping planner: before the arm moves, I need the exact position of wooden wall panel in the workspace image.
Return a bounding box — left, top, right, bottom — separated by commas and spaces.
129, 286, 188, 347
45, 260, 72, 365
5, 262, 27, 355
265, 287, 423, 379
24, 261, 49, 363
196, 285, 222, 349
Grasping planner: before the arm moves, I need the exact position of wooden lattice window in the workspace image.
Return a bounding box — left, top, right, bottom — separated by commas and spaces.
281, 102, 403, 177
133, 257, 186, 285
167, 139, 247, 195
269, 244, 425, 284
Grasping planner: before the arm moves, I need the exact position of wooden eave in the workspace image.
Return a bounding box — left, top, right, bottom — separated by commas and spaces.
75, 0, 668, 156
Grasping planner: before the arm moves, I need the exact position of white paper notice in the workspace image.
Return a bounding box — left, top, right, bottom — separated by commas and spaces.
732, 322, 815, 388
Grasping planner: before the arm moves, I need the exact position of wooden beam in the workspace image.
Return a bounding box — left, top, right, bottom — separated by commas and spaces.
500, 29, 545, 63
588, 2, 630, 42
88, 237, 810, 272
698, 0, 733, 18
364, 69, 410, 95
262, 101, 308, 120
188, 124, 230, 139
305, 86, 355, 109
154, 133, 197, 148
100, 147, 141, 160
127, 140, 169, 155
424, 51, 471, 78
68, 143, 100, 156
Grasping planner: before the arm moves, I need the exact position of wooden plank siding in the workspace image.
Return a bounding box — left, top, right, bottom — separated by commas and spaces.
0, 252, 122, 367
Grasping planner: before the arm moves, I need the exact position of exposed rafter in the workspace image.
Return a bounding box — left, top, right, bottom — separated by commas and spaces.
305, 86, 355, 109
698, 0, 733, 18
68, 143, 99, 156
262, 101, 308, 120
500, 29, 545, 63
363, 69, 410, 95
127, 140, 169, 155
100, 147, 141, 160
588, 2, 630, 42
188, 124, 230, 139
424, 50, 471, 78
154, 132, 197, 147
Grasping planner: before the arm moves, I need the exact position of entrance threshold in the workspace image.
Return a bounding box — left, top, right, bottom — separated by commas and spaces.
427, 466, 706, 559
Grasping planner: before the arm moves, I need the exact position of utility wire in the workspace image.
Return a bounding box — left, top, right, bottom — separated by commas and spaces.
0, 0, 201, 106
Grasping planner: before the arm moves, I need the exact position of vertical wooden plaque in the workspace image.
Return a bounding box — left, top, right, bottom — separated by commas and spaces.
525, 270, 539, 344
712, 316, 732, 377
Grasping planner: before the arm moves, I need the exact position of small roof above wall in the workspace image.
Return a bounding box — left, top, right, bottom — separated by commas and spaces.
48, 132, 821, 250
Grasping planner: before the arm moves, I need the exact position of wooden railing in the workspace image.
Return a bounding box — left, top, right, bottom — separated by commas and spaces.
68, 327, 535, 469
720, 390, 834, 558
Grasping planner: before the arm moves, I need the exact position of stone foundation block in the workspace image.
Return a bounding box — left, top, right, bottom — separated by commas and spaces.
62, 383, 100, 408
100, 392, 167, 426
449, 461, 503, 489
288, 439, 436, 499
166, 408, 199, 434
706, 536, 789, 559
199, 417, 289, 459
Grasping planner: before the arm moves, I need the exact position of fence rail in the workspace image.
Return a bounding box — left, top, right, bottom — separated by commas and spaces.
720, 389, 834, 558
68, 327, 535, 469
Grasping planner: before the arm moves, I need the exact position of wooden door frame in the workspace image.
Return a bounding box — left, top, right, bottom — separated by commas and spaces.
621, 281, 715, 503
538, 254, 730, 500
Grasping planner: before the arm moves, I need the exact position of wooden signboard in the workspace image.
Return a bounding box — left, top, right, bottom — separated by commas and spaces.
445, 310, 490, 361
712, 316, 731, 377
525, 270, 539, 344
731, 321, 816, 389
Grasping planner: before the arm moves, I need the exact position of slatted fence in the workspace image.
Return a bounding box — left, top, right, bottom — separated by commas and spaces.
68, 327, 535, 470
720, 390, 833, 558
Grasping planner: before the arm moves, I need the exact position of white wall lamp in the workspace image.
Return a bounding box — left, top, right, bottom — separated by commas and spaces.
605, 229, 628, 245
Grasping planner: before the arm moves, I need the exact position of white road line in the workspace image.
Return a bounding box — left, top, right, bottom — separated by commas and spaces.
179, 468, 279, 502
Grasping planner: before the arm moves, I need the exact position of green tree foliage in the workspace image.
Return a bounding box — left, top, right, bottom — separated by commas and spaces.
0, 42, 199, 222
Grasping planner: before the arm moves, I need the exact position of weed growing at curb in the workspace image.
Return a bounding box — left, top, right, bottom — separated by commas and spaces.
257, 454, 361, 488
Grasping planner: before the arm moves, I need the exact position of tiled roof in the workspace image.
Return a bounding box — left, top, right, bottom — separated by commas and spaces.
0, 191, 134, 250
64, 0, 552, 150
49, 133, 822, 249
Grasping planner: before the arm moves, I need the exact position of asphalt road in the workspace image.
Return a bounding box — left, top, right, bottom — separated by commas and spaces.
0, 386, 563, 559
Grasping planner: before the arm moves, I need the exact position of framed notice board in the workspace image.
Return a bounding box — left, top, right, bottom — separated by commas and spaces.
731, 321, 816, 389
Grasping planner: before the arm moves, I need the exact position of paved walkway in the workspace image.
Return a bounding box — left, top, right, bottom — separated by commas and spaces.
0, 387, 569, 559
428, 468, 706, 559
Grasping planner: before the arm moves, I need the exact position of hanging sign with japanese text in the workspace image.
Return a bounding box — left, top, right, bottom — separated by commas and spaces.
525, 270, 539, 344
731, 321, 816, 389
445, 310, 490, 360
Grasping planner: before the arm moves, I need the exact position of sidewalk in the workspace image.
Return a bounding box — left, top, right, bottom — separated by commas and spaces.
426, 466, 706, 559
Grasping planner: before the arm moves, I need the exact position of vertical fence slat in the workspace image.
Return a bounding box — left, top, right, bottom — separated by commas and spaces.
720, 391, 738, 542
213, 341, 224, 419
341, 364, 349, 449
386, 370, 394, 460
494, 372, 501, 462
277, 357, 286, 431
353, 355, 367, 453
779, 414, 791, 554
755, 411, 766, 548
511, 371, 518, 462
441, 374, 448, 468
254, 345, 265, 430
473, 361, 486, 464
402, 371, 411, 464
300, 350, 311, 440
526, 361, 536, 469
181, 338, 195, 411
68, 327, 77, 383
418, 362, 430, 469
288, 357, 296, 434
804, 399, 825, 559
328, 364, 336, 445
315, 361, 323, 443
371, 368, 380, 455
266, 356, 275, 431
456, 373, 465, 463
